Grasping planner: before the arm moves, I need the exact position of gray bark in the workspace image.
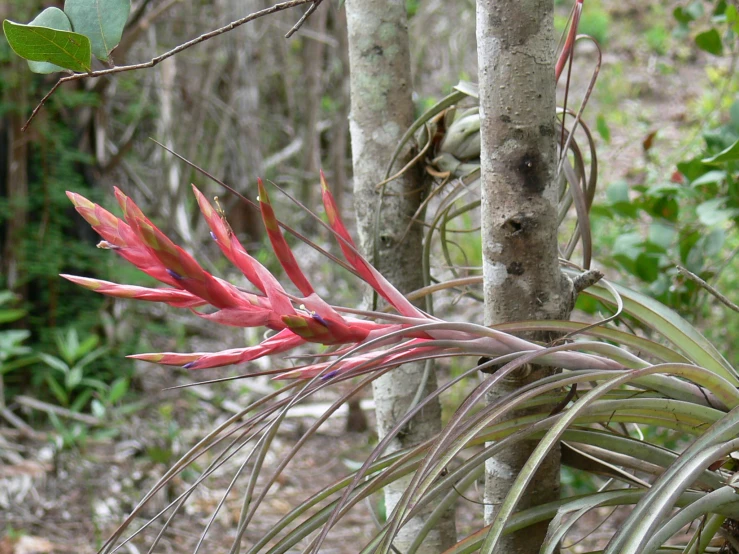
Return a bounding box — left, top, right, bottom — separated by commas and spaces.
476, 1, 573, 552
345, 1, 456, 551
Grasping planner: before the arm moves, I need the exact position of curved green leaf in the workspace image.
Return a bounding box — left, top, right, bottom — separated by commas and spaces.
606, 406, 739, 553
11, 8, 72, 73
703, 137, 739, 164
3, 16, 91, 73
576, 273, 737, 382
695, 28, 723, 56
64, 0, 130, 62
643, 486, 739, 552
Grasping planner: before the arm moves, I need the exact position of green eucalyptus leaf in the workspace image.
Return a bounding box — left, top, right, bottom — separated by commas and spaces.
648, 222, 676, 249
697, 197, 739, 226
3, 15, 91, 73
64, 0, 131, 62
695, 28, 723, 55
702, 137, 739, 164
20, 8, 73, 73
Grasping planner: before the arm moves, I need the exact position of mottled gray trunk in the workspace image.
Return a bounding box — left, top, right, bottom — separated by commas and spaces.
345, 1, 456, 551
476, 1, 573, 552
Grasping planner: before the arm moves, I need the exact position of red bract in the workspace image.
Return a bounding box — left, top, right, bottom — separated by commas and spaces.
65, 173, 623, 379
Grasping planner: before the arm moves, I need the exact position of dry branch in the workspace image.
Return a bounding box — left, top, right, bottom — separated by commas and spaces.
22, 0, 320, 131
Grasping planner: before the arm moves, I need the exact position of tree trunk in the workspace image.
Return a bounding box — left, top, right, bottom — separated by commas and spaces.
344, 1, 456, 551
300, 3, 328, 207
476, 1, 573, 552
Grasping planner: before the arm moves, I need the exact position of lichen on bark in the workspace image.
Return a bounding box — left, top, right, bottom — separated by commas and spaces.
345, 0, 456, 551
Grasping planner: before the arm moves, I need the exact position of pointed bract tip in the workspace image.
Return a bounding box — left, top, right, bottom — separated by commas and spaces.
127, 353, 165, 362
66, 191, 93, 208
60, 274, 93, 287
256, 178, 269, 203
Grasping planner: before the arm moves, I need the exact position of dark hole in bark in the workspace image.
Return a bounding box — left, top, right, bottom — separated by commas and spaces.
516, 150, 546, 193
539, 123, 554, 137
507, 261, 524, 275
362, 45, 383, 58
503, 217, 524, 235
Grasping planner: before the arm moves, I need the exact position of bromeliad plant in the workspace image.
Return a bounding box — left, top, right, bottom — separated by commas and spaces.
64, 175, 618, 380
65, 172, 739, 554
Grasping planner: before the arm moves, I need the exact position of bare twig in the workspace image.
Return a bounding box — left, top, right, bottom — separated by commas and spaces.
677, 265, 739, 313
14, 395, 101, 425
1, 407, 39, 437
22, 0, 314, 131
284, 0, 324, 38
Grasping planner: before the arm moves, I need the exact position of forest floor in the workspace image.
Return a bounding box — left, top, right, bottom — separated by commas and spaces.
0, 1, 731, 553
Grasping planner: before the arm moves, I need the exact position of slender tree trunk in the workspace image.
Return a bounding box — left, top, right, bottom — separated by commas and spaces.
476, 1, 574, 552
300, 4, 328, 207
329, 4, 350, 212
345, 1, 456, 551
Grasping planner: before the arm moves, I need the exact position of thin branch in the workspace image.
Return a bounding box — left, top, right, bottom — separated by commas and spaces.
284, 0, 323, 38
677, 265, 739, 313
22, 0, 315, 131
14, 395, 102, 425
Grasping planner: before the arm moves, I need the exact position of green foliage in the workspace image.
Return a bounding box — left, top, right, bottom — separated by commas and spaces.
406, 0, 420, 19
0, 292, 38, 406
674, 0, 738, 56
578, 7, 611, 46
645, 24, 669, 55
36, 328, 109, 410
2, 0, 130, 73
63, 0, 130, 61
0, 30, 137, 413
591, 98, 739, 322
3, 17, 91, 73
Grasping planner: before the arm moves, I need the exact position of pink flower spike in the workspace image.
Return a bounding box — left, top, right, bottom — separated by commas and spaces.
60, 275, 207, 308
319, 172, 425, 319
66, 191, 183, 288
186, 329, 305, 370
198, 306, 281, 330
191, 185, 267, 294
109, 190, 243, 310
555, 0, 583, 84
129, 352, 203, 365
131, 329, 304, 370
257, 179, 315, 297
